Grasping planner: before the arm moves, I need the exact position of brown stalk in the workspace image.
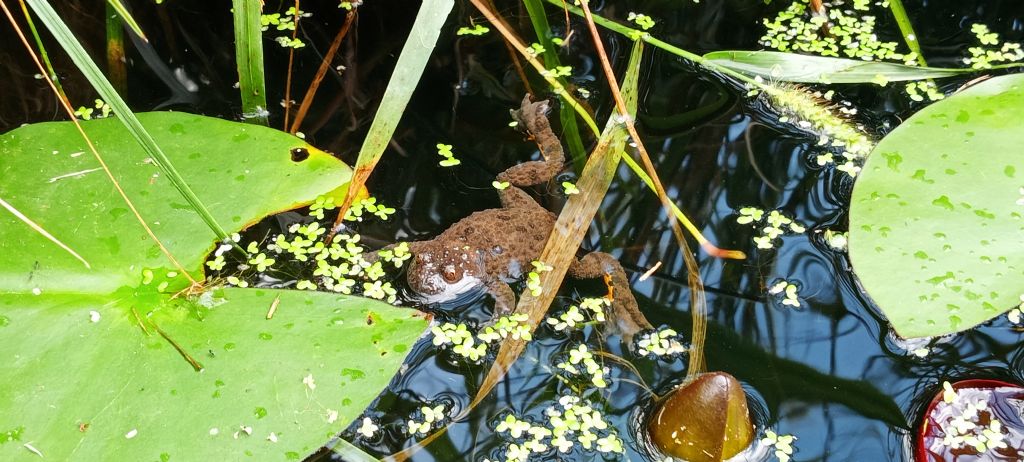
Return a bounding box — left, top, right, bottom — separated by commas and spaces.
153, 319, 204, 372
289, 9, 357, 134
1, 0, 198, 286
575, 0, 708, 376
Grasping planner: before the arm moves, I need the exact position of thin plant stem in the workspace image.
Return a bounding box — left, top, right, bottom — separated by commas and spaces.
468, 0, 601, 134
544, 0, 761, 87
283, 0, 301, 130
16, 0, 64, 99
290, 9, 356, 134
575, 0, 710, 376
2, 0, 197, 285
105, 0, 147, 41
887, 0, 929, 66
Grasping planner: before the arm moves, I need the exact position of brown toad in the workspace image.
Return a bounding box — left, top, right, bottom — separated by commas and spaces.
389, 96, 652, 342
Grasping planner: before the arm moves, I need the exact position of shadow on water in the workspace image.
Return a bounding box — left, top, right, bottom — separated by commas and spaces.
3, 1, 1024, 461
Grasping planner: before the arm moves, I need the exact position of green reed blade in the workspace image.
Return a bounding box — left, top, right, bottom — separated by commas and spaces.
26, 0, 230, 242
232, 0, 269, 125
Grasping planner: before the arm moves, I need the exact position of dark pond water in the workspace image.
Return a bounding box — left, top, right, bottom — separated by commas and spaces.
4, 1, 1024, 461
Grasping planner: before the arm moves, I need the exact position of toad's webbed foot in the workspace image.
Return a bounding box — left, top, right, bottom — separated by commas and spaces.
568, 252, 653, 348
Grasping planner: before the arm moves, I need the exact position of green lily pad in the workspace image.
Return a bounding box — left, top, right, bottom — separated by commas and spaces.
0, 113, 427, 460
849, 74, 1024, 338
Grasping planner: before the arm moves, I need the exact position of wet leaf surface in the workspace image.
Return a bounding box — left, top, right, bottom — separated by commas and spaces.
849, 74, 1024, 338
0, 113, 427, 460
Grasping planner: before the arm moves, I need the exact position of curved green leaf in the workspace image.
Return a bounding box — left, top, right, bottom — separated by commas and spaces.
0, 113, 427, 460
849, 74, 1024, 338
704, 50, 972, 83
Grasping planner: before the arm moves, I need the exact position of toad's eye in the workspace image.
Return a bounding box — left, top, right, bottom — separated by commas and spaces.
442, 266, 460, 283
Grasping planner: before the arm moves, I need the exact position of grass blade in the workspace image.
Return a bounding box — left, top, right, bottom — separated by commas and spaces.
329, 0, 454, 235
232, 0, 269, 125
0, 196, 90, 269
26, 0, 231, 242
16, 0, 64, 99
105, 0, 146, 41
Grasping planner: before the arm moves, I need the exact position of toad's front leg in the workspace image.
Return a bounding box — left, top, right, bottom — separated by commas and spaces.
485, 278, 516, 318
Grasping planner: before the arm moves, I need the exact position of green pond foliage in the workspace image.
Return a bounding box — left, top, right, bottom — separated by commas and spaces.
0, 113, 427, 460
850, 73, 1024, 338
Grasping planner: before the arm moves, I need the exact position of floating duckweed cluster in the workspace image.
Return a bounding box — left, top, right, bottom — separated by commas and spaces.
768, 279, 802, 308
525, 43, 546, 57
436, 143, 461, 167
260, 7, 310, 49
485, 395, 625, 462
935, 381, 1009, 453
546, 297, 608, 331
526, 260, 553, 296
74, 99, 111, 120
635, 328, 688, 357
556, 344, 609, 389
209, 194, 404, 303
431, 314, 533, 362
406, 403, 447, 436
904, 80, 945, 102
964, 24, 1024, 69
823, 229, 849, 251
627, 12, 656, 31
761, 429, 798, 462
541, 66, 573, 78
735, 207, 806, 250
456, 24, 490, 36
356, 417, 378, 438
760, 0, 917, 64
754, 81, 875, 176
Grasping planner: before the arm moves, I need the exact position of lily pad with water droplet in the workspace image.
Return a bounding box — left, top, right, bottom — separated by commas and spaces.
849, 74, 1024, 338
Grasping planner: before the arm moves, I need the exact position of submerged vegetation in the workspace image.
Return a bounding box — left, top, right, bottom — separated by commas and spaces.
1, 0, 1023, 461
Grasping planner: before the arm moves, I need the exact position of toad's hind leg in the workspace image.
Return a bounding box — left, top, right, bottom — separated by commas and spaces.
569, 252, 653, 345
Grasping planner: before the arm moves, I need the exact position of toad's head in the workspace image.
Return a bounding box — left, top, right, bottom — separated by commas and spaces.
406, 242, 487, 300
